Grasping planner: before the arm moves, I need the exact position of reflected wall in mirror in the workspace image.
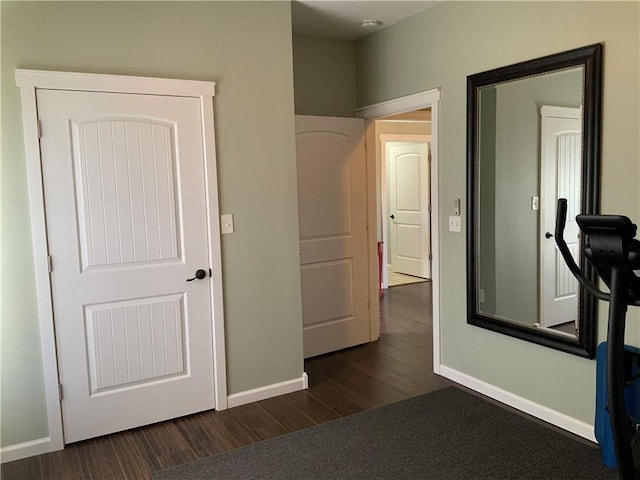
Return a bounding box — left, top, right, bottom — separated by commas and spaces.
467, 44, 602, 358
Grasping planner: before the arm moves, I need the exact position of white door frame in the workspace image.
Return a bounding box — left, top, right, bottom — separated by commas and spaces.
13, 69, 227, 459
354, 89, 442, 374
380, 134, 431, 288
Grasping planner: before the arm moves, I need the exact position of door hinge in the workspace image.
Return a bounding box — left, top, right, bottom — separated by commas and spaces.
428, 204, 432, 212
429, 253, 433, 261
37, 119, 42, 139
47, 255, 53, 273
58, 384, 63, 400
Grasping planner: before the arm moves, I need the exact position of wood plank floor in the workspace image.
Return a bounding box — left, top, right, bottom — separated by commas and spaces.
2, 282, 450, 480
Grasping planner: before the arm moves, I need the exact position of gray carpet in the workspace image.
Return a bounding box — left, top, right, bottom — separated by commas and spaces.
153, 387, 617, 479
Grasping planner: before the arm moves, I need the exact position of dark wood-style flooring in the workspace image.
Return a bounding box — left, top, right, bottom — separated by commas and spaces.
2, 281, 449, 479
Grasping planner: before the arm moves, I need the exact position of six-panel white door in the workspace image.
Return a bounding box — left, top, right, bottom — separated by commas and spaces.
37, 89, 215, 442
540, 106, 581, 329
296, 115, 370, 358
388, 142, 431, 278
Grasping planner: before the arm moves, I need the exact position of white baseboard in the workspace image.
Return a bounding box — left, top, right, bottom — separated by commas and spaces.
1, 373, 311, 463
227, 372, 309, 409
1, 436, 60, 464
439, 365, 596, 443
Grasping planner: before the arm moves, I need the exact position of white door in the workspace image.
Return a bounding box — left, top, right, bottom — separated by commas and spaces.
388, 142, 431, 278
37, 89, 216, 442
296, 115, 370, 358
540, 106, 581, 329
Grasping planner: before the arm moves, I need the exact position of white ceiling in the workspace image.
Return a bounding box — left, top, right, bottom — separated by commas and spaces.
291, 1, 440, 40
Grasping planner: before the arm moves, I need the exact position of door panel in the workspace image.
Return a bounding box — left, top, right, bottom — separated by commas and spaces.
388, 143, 430, 278
85, 295, 185, 393
37, 89, 215, 443
301, 261, 353, 325
540, 107, 581, 328
296, 115, 370, 358
73, 118, 180, 268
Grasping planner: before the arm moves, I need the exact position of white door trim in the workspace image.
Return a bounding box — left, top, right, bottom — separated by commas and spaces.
13, 69, 227, 459
354, 90, 439, 119
355, 88, 442, 375
379, 134, 431, 288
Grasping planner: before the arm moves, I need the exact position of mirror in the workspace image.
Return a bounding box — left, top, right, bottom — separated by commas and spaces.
466, 44, 602, 358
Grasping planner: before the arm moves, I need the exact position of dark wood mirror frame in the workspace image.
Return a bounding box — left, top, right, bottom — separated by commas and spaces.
466, 44, 603, 358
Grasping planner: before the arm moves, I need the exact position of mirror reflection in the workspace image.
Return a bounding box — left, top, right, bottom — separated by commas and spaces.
467, 44, 602, 358
476, 67, 583, 335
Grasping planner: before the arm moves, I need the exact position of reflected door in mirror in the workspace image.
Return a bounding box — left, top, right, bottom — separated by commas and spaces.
540, 106, 581, 330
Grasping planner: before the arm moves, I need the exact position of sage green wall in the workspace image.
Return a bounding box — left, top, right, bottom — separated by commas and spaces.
1, 1, 303, 447
292, 35, 356, 116
357, 1, 640, 424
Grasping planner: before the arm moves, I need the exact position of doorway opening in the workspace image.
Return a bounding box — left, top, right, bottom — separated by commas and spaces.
378, 110, 432, 289
355, 89, 441, 375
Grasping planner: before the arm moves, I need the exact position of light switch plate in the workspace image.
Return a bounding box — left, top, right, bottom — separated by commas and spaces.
448, 215, 461, 232
531, 196, 539, 211
221, 214, 234, 234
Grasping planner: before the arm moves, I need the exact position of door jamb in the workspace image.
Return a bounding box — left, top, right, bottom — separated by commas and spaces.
354, 89, 442, 374
379, 134, 431, 289
14, 69, 227, 459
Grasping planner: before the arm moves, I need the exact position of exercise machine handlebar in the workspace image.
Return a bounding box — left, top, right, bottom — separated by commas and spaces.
555, 198, 610, 302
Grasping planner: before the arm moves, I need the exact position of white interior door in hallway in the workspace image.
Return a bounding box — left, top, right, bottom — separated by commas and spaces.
36, 88, 218, 443
388, 142, 431, 279
540, 106, 581, 329
296, 115, 371, 358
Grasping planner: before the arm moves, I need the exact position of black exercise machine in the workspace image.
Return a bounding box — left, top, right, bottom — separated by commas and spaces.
555, 198, 640, 480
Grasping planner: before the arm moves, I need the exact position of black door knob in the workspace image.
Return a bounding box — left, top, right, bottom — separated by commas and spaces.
186, 269, 207, 282
390, 214, 395, 219
545, 232, 553, 239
